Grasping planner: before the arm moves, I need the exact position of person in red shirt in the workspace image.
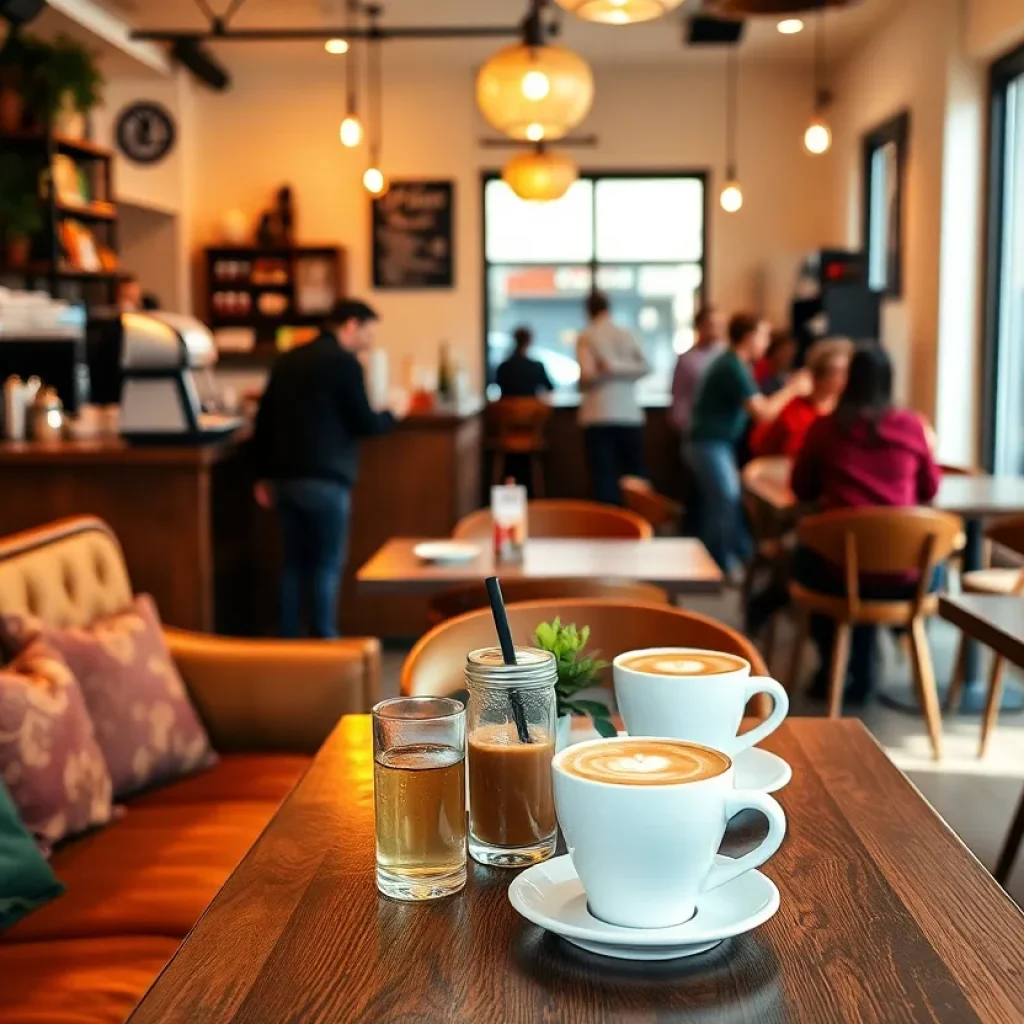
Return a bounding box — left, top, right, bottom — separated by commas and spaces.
752, 331, 797, 395
750, 338, 853, 458
747, 345, 941, 703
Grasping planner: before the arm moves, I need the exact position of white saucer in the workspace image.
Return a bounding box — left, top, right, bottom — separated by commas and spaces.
412, 541, 480, 565
565, 726, 791, 794
509, 855, 779, 961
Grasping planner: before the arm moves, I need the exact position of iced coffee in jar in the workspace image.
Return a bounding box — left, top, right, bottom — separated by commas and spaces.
465, 647, 557, 868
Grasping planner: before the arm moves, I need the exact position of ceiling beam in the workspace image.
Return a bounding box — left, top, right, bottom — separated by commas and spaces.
46, 0, 172, 74
131, 25, 526, 43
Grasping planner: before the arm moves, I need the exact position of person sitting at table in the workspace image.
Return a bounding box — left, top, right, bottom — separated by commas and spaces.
753, 330, 798, 395
496, 326, 554, 398
687, 313, 811, 573
748, 344, 941, 703
750, 338, 853, 459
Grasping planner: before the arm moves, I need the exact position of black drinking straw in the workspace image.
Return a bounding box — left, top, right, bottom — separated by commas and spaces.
485, 575, 532, 745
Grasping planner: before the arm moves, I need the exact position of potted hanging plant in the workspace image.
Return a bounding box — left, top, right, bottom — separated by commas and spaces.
0, 31, 48, 134
534, 618, 617, 751
0, 152, 43, 266
39, 34, 104, 139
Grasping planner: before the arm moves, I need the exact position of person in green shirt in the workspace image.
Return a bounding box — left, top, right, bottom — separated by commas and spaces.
686, 313, 811, 572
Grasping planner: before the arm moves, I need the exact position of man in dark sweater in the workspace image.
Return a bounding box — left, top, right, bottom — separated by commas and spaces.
253, 299, 401, 638
495, 326, 554, 398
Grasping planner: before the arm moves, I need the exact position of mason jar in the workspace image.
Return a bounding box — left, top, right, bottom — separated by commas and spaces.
465, 646, 558, 868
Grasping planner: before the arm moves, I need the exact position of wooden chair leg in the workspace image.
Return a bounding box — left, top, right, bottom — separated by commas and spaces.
979, 655, 1008, 759
908, 618, 943, 761
995, 785, 1024, 885
787, 609, 808, 694
764, 613, 779, 675
828, 621, 851, 719
945, 631, 968, 712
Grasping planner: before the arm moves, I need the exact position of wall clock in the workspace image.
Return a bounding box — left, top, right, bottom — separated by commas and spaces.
116, 102, 176, 165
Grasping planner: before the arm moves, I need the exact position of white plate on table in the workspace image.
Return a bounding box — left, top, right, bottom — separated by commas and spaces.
413, 541, 481, 565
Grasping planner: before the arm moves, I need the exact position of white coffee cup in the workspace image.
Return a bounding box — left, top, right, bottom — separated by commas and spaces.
613, 647, 789, 755
552, 736, 786, 929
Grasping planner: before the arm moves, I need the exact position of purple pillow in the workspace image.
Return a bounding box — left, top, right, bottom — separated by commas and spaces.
4, 595, 216, 799
0, 639, 114, 848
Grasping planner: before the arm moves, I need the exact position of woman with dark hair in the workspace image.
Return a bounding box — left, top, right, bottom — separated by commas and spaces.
787, 344, 941, 701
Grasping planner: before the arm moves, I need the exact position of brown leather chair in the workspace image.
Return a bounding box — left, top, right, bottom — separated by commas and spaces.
619, 476, 682, 536
787, 507, 962, 760
485, 397, 552, 496
452, 500, 653, 542
946, 514, 1024, 757
427, 578, 670, 625
402, 598, 771, 719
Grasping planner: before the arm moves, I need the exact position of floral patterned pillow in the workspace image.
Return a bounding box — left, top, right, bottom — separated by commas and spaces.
0, 639, 114, 848
3, 595, 216, 799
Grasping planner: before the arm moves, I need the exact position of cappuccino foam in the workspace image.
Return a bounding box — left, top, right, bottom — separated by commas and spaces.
620, 650, 746, 677
558, 739, 729, 786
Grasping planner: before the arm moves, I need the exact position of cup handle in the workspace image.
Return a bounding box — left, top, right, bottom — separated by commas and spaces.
734, 677, 789, 753
701, 790, 787, 894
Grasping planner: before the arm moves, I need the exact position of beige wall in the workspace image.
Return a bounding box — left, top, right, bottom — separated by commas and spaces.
968, 0, 1024, 57
186, 60, 832, 388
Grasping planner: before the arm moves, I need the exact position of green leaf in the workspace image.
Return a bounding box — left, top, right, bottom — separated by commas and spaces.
592, 716, 619, 738
570, 699, 612, 717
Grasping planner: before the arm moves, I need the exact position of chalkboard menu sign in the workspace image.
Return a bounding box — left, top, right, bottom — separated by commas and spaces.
371, 180, 454, 289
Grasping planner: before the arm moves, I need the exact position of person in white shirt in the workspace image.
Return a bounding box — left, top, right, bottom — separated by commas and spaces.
576, 291, 651, 505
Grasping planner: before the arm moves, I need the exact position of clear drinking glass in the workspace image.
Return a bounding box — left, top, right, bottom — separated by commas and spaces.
466, 647, 558, 868
372, 697, 467, 901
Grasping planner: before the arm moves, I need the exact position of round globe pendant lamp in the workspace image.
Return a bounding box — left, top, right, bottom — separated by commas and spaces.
554, 0, 684, 25
476, 4, 593, 142
502, 146, 578, 202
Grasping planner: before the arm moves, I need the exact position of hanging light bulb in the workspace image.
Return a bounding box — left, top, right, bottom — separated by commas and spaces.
521, 69, 551, 101
803, 117, 832, 155
325, 38, 349, 54
720, 181, 744, 213
340, 115, 364, 147
363, 166, 388, 196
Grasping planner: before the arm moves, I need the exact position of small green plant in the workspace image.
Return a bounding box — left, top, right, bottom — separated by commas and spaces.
45, 34, 104, 115
0, 153, 43, 237
534, 618, 617, 738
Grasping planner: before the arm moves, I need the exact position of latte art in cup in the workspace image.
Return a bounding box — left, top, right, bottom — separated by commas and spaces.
618, 651, 747, 677
558, 738, 730, 786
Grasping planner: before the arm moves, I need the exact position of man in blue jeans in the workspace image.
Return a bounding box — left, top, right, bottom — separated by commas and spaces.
252, 300, 403, 638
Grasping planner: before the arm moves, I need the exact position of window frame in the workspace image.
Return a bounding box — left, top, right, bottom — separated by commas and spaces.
982, 43, 1024, 471
861, 110, 910, 299
479, 168, 710, 388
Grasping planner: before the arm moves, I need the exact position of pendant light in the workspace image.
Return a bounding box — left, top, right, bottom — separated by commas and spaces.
720, 46, 743, 213
363, 6, 387, 196
803, 7, 832, 155
476, 2, 594, 142
339, 0, 363, 147
554, 0, 684, 25
502, 145, 578, 201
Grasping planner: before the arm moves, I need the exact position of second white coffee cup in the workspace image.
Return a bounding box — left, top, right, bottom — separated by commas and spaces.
613, 647, 789, 756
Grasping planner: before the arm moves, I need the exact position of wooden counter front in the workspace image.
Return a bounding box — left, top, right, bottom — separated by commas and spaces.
0, 433, 252, 633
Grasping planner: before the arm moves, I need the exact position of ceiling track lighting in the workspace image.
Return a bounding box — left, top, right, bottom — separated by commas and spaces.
803, 6, 833, 155
720, 45, 743, 213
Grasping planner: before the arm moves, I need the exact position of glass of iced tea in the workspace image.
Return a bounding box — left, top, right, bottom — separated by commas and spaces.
372, 696, 467, 901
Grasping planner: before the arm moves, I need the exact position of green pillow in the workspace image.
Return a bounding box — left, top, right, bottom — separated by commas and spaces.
0, 778, 64, 931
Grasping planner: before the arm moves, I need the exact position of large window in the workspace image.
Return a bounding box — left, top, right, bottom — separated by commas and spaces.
862, 111, 909, 297
483, 172, 707, 396
985, 47, 1024, 473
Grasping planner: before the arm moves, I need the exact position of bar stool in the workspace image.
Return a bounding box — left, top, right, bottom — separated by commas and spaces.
485, 398, 551, 497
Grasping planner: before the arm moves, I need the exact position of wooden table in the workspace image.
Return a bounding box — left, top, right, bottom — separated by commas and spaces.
129, 716, 1024, 1024
744, 459, 1024, 714
357, 537, 724, 597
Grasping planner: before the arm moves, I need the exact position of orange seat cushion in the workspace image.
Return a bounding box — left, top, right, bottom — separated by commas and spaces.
0, 935, 179, 1024
128, 754, 309, 809
3, 802, 277, 943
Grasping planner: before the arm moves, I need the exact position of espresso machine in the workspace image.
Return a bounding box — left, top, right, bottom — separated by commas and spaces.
120, 311, 241, 443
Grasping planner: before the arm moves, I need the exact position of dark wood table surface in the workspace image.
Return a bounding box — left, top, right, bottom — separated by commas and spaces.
129, 716, 1024, 1024
357, 537, 724, 596
940, 594, 1024, 669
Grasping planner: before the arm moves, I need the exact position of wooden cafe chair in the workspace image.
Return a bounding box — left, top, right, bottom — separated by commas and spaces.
945, 514, 1024, 757
619, 476, 683, 536
485, 397, 552, 497
452, 500, 653, 542
787, 507, 963, 760
402, 598, 772, 720
427, 578, 669, 626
